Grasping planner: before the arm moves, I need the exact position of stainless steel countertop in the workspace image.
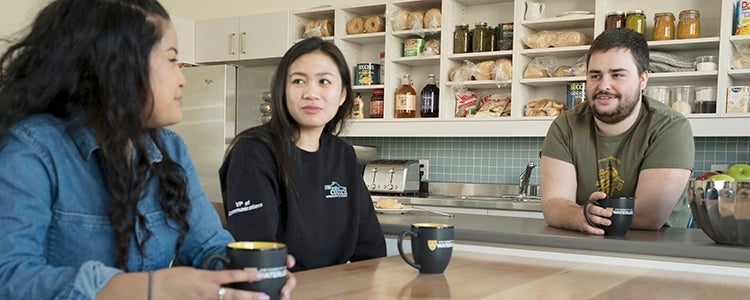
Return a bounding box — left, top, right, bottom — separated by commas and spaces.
377, 211, 750, 265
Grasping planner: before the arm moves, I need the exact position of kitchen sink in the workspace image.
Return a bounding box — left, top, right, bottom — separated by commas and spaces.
427, 181, 540, 199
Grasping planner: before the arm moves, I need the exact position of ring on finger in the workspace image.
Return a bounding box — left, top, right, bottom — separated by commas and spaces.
218, 286, 227, 300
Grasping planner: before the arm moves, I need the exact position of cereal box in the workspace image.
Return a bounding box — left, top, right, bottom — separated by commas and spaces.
726, 86, 750, 113
736, 0, 750, 35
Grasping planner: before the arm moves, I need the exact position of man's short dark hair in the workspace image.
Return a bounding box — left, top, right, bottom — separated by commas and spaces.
587, 29, 649, 74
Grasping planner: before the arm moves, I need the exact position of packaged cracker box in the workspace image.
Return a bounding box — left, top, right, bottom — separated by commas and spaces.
726, 86, 750, 113
403, 39, 426, 57
736, 0, 750, 35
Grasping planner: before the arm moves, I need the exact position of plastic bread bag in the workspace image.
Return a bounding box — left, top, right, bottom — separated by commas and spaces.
408, 10, 425, 30
303, 18, 333, 37
449, 60, 477, 82
731, 53, 750, 70
363, 15, 385, 33
454, 88, 479, 118
391, 10, 410, 31
572, 54, 588, 76
474, 94, 511, 118
474, 60, 495, 80
423, 8, 442, 29
522, 30, 588, 49
422, 39, 441, 56
523, 56, 557, 79
493, 58, 512, 84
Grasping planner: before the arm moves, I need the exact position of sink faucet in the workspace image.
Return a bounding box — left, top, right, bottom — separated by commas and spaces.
518, 161, 536, 196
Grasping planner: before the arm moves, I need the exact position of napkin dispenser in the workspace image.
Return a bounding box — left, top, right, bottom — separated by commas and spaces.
363, 159, 421, 194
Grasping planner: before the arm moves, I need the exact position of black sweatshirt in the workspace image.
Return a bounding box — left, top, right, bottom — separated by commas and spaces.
219, 132, 386, 271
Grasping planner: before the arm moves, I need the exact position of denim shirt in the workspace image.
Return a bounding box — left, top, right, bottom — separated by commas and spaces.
0, 112, 233, 299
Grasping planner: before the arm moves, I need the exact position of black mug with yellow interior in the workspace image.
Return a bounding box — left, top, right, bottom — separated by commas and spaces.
397, 223, 454, 274
201, 241, 287, 300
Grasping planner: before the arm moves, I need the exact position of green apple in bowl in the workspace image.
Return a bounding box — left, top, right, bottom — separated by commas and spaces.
727, 164, 750, 182
707, 174, 735, 182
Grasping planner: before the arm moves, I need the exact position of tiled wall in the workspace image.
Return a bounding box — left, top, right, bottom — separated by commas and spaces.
345, 136, 750, 185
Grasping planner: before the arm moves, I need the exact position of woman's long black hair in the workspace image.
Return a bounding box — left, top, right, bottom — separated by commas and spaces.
0, 0, 190, 271
226, 37, 354, 194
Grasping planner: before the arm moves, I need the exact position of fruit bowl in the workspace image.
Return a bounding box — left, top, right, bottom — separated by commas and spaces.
687, 179, 750, 246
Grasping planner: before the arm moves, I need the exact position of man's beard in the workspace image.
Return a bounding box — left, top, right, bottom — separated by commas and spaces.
589, 90, 640, 124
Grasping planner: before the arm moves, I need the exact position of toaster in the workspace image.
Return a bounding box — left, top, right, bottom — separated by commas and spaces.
363, 159, 421, 194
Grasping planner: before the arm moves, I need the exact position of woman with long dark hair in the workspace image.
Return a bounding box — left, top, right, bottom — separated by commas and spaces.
0, 0, 295, 299
220, 37, 386, 271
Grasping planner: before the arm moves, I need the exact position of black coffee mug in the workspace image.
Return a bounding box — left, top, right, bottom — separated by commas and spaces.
397, 223, 454, 274
583, 197, 635, 236
201, 242, 287, 300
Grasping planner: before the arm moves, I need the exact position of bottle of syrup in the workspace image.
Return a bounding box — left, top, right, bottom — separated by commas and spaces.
420, 74, 439, 117
395, 74, 416, 118
351, 92, 364, 119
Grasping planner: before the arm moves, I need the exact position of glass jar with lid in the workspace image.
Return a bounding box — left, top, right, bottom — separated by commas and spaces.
677, 9, 701, 39
472, 22, 492, 52
653, 12, 675, 40
626, 10, 646, 35
496, 22, 513, 51
605, 11, 626, 31
453, 24, 470, 53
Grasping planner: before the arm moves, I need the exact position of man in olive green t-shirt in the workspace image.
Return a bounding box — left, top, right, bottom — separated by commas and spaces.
540, 29, 694, 235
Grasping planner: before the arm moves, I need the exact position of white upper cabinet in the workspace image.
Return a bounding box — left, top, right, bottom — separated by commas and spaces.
195, 11, 290, 64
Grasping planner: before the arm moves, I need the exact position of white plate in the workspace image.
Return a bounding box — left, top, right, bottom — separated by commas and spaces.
557, 10, 593, 17
375, 207, 411, 214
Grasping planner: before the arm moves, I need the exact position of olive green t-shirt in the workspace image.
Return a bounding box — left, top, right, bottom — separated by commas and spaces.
541, 96, 695, 227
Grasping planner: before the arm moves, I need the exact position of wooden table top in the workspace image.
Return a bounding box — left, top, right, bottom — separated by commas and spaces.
292, 251, 750, 299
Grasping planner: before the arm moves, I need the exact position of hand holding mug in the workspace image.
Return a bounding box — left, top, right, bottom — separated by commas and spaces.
583, 197, 635, 236
202, 242, 290, 300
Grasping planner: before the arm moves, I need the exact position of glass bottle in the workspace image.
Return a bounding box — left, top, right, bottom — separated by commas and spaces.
395, 74, 417, 118
625, 10, 646, 35
369, 89, 384, 118
453, 24, 470, 53
677, 9, 701, 39
605, 11, 626, 31
472, 22, 491, 52
488, 25, 497, 51
351, 93, 364, 119
653, 12, 675, 40
420, 74, 439, 118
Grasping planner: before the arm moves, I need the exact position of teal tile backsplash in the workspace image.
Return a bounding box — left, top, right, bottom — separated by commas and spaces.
345, 137, 750, 185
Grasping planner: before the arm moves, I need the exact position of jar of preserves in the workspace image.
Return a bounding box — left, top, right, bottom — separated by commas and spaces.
605, 11, 626, 31
653, 12, 675, 40
472, 22, 492, 52
488, 25, 497, 51
677, 9, 701, 39
453, 24, 470, 53
626, 10, 646, 35
369, 89, 384, 118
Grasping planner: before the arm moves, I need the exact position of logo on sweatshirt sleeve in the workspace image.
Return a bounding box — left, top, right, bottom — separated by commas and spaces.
324, 181, 348, 199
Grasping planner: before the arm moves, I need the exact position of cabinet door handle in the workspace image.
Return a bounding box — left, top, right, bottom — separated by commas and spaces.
240, 32, 247, 55
229, 32, 236, 55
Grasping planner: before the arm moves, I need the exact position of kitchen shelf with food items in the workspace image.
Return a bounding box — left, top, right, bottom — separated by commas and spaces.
190, 0, 750, 137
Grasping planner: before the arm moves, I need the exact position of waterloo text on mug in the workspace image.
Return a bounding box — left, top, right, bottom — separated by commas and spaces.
201, 241, 287, 300
397, 223, 454, 274
583, 197, 635, 236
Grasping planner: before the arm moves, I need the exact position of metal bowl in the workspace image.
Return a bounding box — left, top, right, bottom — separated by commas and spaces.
687, 179, 750, 246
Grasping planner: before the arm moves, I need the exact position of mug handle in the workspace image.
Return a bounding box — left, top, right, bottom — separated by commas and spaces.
397, 230, 421, 270
200, 253, 230, 270
538, 3, 546, 14
582, 200, 602, 228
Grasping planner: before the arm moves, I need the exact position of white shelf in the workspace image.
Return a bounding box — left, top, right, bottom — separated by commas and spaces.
520, 76, 586, 87
648, 37, 721, 51
340, 32, 386, 44
520, 45, 590, 58
521, 14, 595, 31
391, 55, 441, 66
728, 69, 750, 80
447, 51, 513, 61
352, 84, 385, 91
446, 80, 512, 89
391, 28, 443, 38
